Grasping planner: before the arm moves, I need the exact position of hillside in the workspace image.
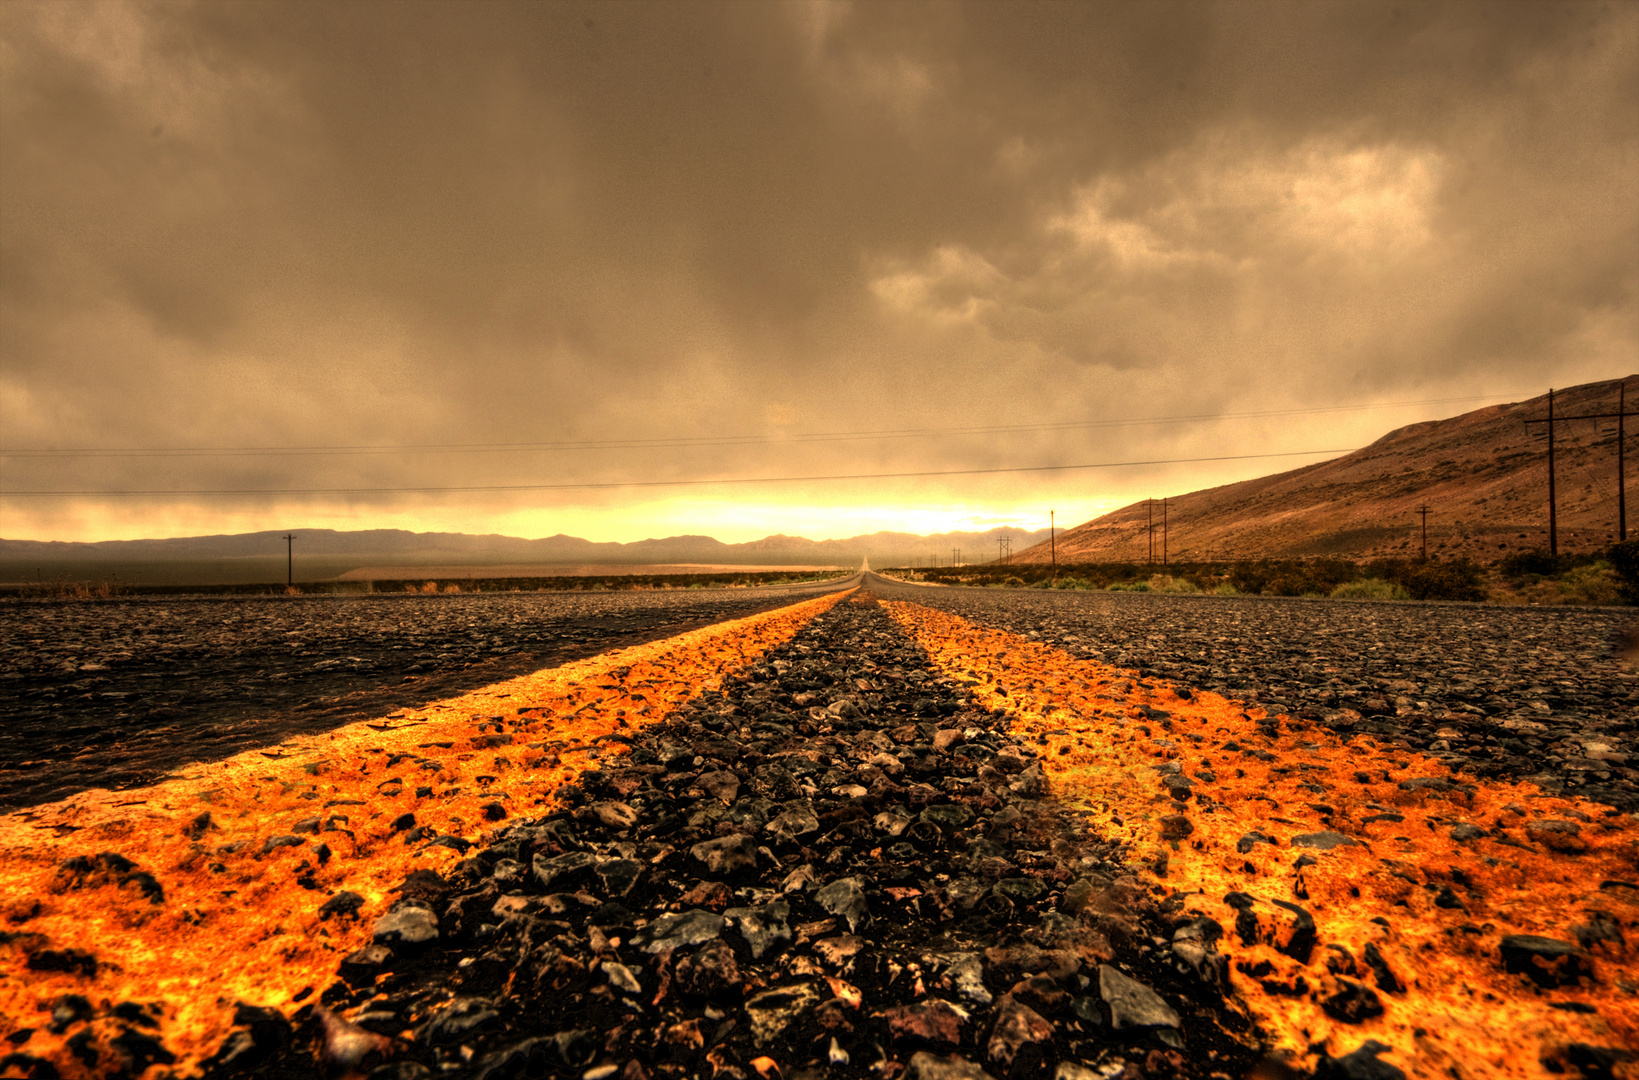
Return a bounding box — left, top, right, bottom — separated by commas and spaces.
1013, 378, 1632, 564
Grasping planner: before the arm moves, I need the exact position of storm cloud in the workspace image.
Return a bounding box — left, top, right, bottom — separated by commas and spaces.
2, 0, 1634, 542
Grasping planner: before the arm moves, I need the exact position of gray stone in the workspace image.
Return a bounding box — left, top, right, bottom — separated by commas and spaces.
1098, 964, 1180, 1029
815, 877, 870, 931
532, 850, 597, 890
640, 909, 725, 953
766, 806, 821, 845
372, 903, 439, 949
724, 901, 792, 959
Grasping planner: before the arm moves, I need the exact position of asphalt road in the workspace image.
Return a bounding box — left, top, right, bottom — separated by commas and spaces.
0, 574, 860, 812
866, 572, 1639, 808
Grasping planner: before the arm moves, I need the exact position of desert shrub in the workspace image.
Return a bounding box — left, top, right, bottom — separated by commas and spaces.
1561, 562, 1623, 605
1368, 558, 1486, 602
1212, 582, 1238, 596
1331, 578, 1411, 601
1499, 548, 1563, 577
1148, 574, 1200, 594
1607, 540, 1639, 603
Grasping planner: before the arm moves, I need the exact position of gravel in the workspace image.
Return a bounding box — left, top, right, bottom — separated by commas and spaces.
192, 594, 1258, 1080
0, 582, 849, 811
868, 579, 1639, 809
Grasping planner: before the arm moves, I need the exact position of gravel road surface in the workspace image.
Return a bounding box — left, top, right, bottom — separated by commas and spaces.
0, 577, 857, 812
868, 575, 1639, 809
196, 591, 1249, 1080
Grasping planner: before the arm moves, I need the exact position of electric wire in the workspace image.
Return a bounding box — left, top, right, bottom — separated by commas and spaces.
0, 448, 1356, 497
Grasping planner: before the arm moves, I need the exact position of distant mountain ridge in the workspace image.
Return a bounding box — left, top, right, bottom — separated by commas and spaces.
1012, 377, 1630, 565
0, 526, 1047, 585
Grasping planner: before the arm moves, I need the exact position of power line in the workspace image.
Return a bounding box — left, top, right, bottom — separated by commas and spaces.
0, 447, 1357, 497
0, 394, 1524, 459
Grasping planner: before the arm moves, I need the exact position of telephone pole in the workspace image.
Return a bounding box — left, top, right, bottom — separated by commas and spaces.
1050, 509, 1056, 580
1622, 382, 1628, 542
283, 533, 296, 588
1147, 500, 1154, 565
1162, 498, 1169, 567
1415, 507, 1431, 561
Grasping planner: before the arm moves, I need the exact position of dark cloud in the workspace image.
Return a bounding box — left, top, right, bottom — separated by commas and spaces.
1, 0, 1633, 541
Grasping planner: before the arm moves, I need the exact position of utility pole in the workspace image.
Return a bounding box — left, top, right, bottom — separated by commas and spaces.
1547, 389, 1557, 557
1415, 507, 1431, 561
1147, 500, 1154, 565
1050, 509, 1056, 580
283, 533, 296, 588
1162, 498, 1169, 567
1525, 383, 1638, 554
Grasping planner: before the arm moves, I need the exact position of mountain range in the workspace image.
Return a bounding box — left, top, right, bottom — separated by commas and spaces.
0, 527, 1046, 586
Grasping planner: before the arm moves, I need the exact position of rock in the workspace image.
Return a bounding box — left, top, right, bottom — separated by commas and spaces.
1362, 943, 1403, 994
1499, 935, 1590, 987
994, 877, 1047, 904
781, 864, 821, 893
874, 808, 913, 836
594, 859, 644, 898
743, 982, 823, 1047
945, 953, 994, 1005
987, 994, 1054, 1070
814, 877, 870, 931
679, 880, 734, 911
417, 998, 500, 1045
338, 944, 393, 986
698, 771, 741, 804
908, 1051, 995, 1080
724, 902, 792, 959
1291, 831, 1359, 851
882, 998, 967, 1047
1319, 978, 1385, 1023
592, 802, 639, 830
1159, 815, 1193, 840
1526, 819, 1587, 854
1236, 830, 1275, 854
533, 850, 597, 891
674, 939, 741, 998
1098, 965, 1180, 1030
1315, 1040, 1406, 1080
372, 902, 438, 950
1170, 941, 1228, 992
690, 835, 759, 876
932, 730, 966, 754
640, 909, 725, 954
766, 806, 821, 845
602, 961, 642, 995
262, 834, 306, 855
921, 804, 974, 830
1450, 823, 1486, 842
318, 891, 365, 920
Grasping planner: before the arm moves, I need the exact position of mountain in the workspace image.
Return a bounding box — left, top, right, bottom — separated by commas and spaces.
0, 526, 1047, 586
1012, 377, 1631, 565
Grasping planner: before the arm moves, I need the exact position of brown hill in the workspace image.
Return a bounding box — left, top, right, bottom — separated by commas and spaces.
1015, 377, 1633, 565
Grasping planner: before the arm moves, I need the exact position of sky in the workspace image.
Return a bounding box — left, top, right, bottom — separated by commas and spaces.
1, 0, 1635, 544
